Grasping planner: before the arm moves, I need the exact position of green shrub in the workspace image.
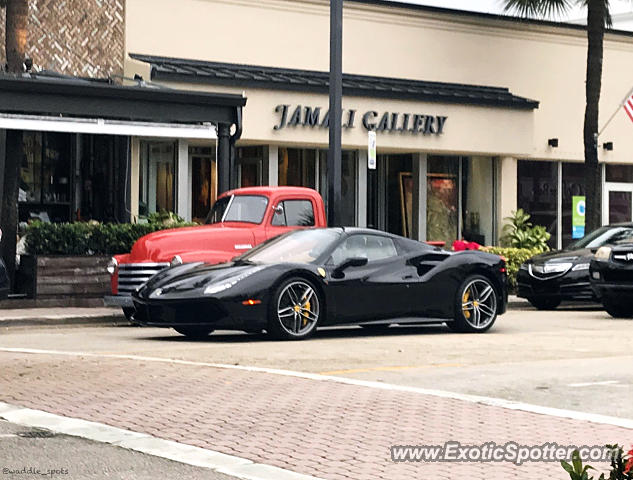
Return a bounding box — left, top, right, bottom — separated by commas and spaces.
501, 209, 551, 252
482, 246, 542, 291
25, 219, 196, 256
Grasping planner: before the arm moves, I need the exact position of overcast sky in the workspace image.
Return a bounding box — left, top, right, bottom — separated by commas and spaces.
402, 0, 633, 20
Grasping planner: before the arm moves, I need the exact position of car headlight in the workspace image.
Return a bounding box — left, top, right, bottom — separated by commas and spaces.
203, 266, 266, 296
106, 257, 118, 275
595, 246, 612, 261
571, 263, 590, 271
543, 262, 572, 274
170, 255, 183, 267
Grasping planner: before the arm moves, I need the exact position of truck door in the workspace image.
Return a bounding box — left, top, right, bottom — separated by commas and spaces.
266, 198, 317, 240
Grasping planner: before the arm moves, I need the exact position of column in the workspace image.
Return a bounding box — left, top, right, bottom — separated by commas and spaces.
412, 153, 427, 241
129, 138, 140, 222
177, 138, 190, 221
217, 123, 231, 195
356, 149, 367, 227
268, 145, 279, 186
497, 156, 518, 244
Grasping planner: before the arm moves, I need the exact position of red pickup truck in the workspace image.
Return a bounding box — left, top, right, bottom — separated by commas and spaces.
104, 186, 327, 317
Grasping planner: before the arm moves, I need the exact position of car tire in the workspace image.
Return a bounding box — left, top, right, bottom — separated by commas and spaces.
173, 326, 215, 338
527, 296, 561, 310
602, 297, 633, 318
268, 277, 321, 340
448, 274, 498, 333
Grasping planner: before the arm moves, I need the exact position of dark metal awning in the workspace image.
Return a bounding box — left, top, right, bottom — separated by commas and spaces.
131, 53, 538, 110
0, 73, 246, 127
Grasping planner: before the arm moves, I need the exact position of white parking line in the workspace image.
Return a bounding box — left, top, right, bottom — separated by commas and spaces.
1, 347, 633, 431
0, 401, 323, 480
567, 380, 621, 388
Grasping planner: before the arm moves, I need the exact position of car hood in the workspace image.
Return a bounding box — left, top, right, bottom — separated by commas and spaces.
128, 223, 257, 263
137, 261, 266, 298
529, 248, 593, 264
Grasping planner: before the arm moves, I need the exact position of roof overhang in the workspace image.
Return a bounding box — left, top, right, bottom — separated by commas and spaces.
0, 74, 246, 127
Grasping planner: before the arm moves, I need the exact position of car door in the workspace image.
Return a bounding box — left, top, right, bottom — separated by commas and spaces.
265, 198, 316, 240
326, 234, 417, 323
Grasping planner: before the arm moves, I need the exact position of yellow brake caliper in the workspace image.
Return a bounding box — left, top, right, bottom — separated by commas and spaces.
462, 291, 471, 319
302, 301, 311, 326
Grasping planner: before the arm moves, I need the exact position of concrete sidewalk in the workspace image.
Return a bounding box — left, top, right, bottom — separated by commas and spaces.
0, 307, 127, 328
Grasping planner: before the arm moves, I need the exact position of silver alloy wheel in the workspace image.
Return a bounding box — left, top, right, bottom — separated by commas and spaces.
460, 278, 497, 329
276, 280, 320, 336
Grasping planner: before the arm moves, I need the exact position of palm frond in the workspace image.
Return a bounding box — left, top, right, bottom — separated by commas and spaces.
502, 0, 574, 19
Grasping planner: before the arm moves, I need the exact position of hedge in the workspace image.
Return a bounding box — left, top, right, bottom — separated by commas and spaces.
481, 246, 544, 291
24, 221, 196, 256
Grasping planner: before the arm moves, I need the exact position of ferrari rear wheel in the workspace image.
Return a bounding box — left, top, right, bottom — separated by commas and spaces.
173, 326, 214, 338
268, 277, 321, 340
449, 275, 498, 333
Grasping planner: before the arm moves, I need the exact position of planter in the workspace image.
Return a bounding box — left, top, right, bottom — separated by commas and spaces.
17, 255, 111, 305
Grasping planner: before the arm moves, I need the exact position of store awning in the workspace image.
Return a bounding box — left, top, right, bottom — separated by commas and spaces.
0, 113, 217, 139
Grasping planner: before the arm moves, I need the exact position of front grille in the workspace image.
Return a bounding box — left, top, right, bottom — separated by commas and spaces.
117, 263, 169, 295
528, 264, 571, 280
612, 251, 633, 264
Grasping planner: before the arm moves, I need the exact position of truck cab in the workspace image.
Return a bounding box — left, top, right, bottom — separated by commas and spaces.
105, 186, 326, 314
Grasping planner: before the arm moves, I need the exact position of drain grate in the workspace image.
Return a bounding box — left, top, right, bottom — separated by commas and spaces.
16, 429, 58, 439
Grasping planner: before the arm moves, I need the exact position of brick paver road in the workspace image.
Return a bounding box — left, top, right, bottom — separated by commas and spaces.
0, 351, 630, 480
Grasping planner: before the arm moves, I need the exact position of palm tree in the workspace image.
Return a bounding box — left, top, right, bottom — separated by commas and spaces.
503, 0, 608, 234
0, 0, 29, 288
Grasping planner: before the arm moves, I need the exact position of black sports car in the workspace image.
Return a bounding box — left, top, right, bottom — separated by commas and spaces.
517, 223, 633, 310
132, 228, 508, 340
590, 242, 633, 318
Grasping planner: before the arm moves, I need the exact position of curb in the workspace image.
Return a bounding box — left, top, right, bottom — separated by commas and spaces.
0, 315, 129, 328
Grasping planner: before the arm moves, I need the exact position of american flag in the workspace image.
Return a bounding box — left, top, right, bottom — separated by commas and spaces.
624, 90, 633, 123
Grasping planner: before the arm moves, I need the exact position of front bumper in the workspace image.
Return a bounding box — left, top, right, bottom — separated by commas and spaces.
590, 259, 633, 298
104, 295, 135, 308
516, 268, 594, 301
131, 296, 267, 330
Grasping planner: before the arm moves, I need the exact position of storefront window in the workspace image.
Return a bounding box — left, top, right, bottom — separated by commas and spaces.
462, 157, 494, 245
139, 141, 176, 216
19, 132, 73, 223
606, 165, 633, 183
427, 156, 459, 246
237, 146, 264, 187
562, 163, 586, 248
278, 147, 316, 189
191, 146, 216, 224
517, 160, 558, 249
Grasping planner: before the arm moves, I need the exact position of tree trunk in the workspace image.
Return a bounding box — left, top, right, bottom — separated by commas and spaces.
583, 0, 606, 233
5, 0, 28, 73
0, 130, 23, 288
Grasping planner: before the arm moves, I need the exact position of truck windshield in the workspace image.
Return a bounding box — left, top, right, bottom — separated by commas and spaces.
205, 195, 269, 224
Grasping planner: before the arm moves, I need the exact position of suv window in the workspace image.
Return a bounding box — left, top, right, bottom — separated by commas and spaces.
330, 234, 398, 265
271, 200, 315, 227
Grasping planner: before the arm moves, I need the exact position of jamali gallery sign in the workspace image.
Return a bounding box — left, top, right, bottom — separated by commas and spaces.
273, 105, 447, 135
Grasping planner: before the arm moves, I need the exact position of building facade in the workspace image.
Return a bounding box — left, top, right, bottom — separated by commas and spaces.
119, 0, 633, 249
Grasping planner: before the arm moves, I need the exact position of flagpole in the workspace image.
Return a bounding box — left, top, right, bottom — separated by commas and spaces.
597, 85, 633, 137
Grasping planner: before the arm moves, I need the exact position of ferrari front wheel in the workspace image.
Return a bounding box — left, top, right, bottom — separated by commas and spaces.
449, 275, 498, 333
268, 277, 321, 340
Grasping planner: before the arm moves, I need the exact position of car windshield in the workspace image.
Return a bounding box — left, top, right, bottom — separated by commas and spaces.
568, 226, 633, 249
205, 195, 268, 224
240, 229, 342, 264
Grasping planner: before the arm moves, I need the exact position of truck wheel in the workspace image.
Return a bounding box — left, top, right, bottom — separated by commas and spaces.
268, 277, 321, 340
602, 297, 633, 318
448, 275, 498, 333
527, 296, 561, 310
173, 326, 214, 338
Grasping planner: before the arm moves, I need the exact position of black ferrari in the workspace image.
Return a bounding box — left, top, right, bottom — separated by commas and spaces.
132, 228, 508, 340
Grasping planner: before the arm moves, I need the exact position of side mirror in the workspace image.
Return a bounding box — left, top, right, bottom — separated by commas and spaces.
273, 204, 284, 215
333, 257, 368, 278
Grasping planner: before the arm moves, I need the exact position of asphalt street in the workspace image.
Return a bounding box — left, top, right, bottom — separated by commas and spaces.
0, 419, 235, 480
1, 303, 632, 419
